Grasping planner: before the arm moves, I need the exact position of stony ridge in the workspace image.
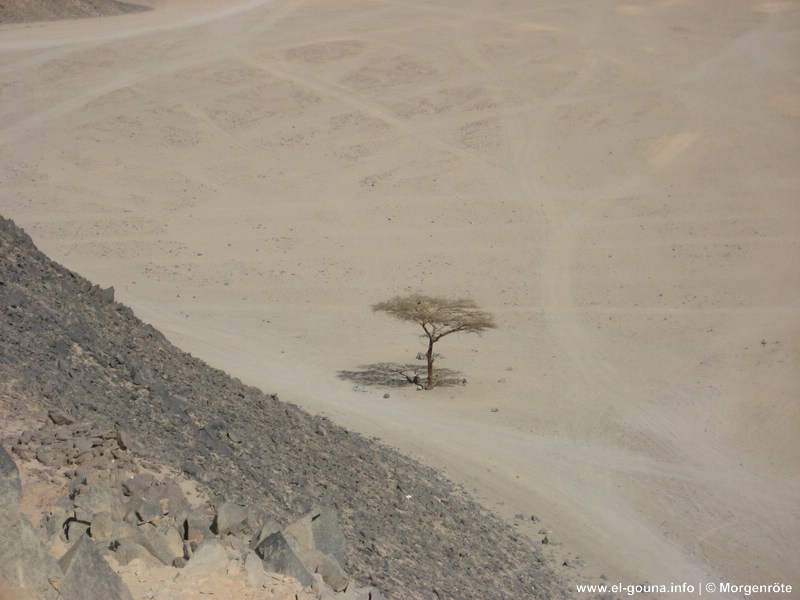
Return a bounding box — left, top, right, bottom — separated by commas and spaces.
3, 407, 379, 599
0, 216, 573, 599
0, 0, 148, 25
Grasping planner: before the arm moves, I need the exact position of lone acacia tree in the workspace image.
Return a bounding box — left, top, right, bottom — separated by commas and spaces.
372, 294, 497, 390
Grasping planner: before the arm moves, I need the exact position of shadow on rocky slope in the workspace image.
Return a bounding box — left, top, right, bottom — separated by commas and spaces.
0, 216, 572, 599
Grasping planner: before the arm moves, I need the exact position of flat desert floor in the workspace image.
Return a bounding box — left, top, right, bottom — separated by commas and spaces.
2, 0, 799, 594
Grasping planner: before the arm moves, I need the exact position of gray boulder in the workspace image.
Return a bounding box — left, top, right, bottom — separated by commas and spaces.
59, 537, 133, 600
310, 506, 347, 566
134, 497, 163, 524
183, 507, 214, 542
120, 473, 155, 498
0, 446, 61, 600
0, 446, 22, 503
152, 479, 190, 516
280, 506, 349, 591
47, 409, 75, 426
243, 550, 266, 588
250, 517, 282, 550
44, 497, 75, 541
64, 518, 90, 542
212, 501, 248, 535
284, 506, 346, 567
132, 522, 182, 566
314, 551, 349, 592
255, 530, 314, 588
89, 511, 115, 542
72, 484, 125, 522
156, 520, 185, 560
181, 538, 230, 575
112, 539, 163, 568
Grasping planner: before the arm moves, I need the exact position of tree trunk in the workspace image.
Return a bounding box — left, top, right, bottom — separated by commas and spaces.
425, 337, 435, 390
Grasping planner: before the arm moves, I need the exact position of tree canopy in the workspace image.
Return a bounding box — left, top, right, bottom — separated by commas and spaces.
372, 294, 496, 389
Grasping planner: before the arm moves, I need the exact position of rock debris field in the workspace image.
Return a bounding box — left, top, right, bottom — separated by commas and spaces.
0, 217, 586, 598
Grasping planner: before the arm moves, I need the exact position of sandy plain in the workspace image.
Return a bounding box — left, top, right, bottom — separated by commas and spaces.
2, 0, 799, 595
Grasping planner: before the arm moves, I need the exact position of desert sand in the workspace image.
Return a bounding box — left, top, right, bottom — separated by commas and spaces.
2, 0, 799, 594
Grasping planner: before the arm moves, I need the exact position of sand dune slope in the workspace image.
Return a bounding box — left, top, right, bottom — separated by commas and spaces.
2, 0, 799, 592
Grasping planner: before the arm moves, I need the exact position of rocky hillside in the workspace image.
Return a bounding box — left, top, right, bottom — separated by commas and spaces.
0, 0, 148, 24
0, 216, 573, 599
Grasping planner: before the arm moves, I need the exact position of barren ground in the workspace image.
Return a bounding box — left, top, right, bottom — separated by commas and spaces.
2, 0, 799, 594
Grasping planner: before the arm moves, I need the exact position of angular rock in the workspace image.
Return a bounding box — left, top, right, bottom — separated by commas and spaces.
243, 550, 266, 588
181, 538, 230, 576
112, 539, 162, 568
282, 513, 314, 552
542, 534, 560, 546
311, 573, 337, 600
0, 447, 61, 600
87, 285, 115, 304
255, 531, 314, 588
120, 473, 155, 498
181, 459, 200, 478
55, 427, 72, 441
311, 549, 349, 592
59, 536, 133, 600
44, 497, 75, 540
71, 437, 93, 456
0, 445, 22, 504
184, 508, 214, 542
48, 409, 75, 426
225, 532, 250, 557
72, 484, 125, 522
311, 506, 347, 566
112, 520, 139, 541
0, 515, 61, 600
242, 505, 268, 536
132, 523, 181, 566
287, 538, 349, 592
36, 447, 66, 468
153, 479, 189, 515
89, 512, 115, 542
250, 517, 282, 550
11, 443, 31, 461
284, 506, 346, 567
71, 421, 96, 437
64, 519, 90, 542
134, 498, 163, 523
212, 501, 248, 535
159, 523, 185, 561
115, 429, 131, 451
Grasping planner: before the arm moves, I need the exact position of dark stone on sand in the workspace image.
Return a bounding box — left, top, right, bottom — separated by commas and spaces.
255, 531, 314, 588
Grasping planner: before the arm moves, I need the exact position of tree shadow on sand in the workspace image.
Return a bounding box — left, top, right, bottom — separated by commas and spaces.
337, 362, 465, 389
